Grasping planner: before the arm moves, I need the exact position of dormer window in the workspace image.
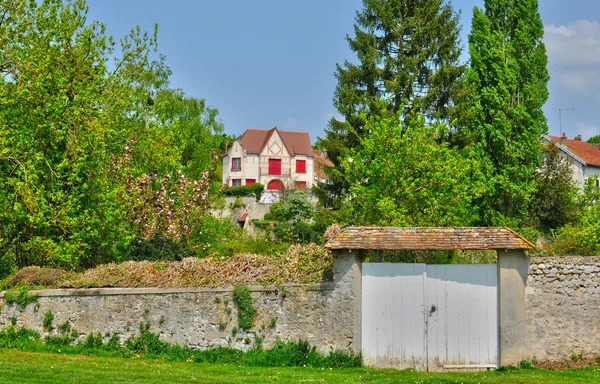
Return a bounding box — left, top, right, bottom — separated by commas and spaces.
232, 157, 241, 171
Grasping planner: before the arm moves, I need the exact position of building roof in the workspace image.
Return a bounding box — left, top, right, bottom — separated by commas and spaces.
548, 135, 600, 167
238, 127, 313, 156
313, 150, 333, 180
326, 227, 534, 251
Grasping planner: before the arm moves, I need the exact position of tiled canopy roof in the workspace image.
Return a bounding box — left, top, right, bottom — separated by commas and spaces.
548, 135, 600, 167
326, 227, 534, 251
239, 127, 313, 156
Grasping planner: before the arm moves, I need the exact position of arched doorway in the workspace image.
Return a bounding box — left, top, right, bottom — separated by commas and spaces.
267, 179, 284, 190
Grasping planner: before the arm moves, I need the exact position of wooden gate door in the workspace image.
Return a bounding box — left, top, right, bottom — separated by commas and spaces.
362, 263, 498, 371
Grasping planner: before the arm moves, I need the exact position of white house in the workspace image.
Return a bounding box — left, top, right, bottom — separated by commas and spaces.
542, 133, 600, 188
223, 127, 322, 191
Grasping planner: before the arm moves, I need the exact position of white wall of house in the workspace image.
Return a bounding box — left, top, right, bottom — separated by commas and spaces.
222, 142, 260, 186
584, 166, 600, 185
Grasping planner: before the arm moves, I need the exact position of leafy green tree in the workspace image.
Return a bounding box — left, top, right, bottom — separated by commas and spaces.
154, 89, 225, 180
0, 0, 223, 272
587, 135, 600, 144
525, 144, 578, 232
462, 0, 550, 226
551, 176, 600, 255
316, 0, 465, 207
340, 106, 479, 227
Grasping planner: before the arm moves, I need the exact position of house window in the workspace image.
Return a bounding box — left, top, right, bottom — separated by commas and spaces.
232, 179, 241, 187
296, 159, 306, 173
231, 157, 241, 171
268, 159, 281, 175
295, 181, 307, 189
246, 179, 256, 186
596, 178, 600, 188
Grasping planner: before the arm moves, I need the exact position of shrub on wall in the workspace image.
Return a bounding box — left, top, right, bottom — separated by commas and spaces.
233, 284, 256, 330
222, 184, 264, 201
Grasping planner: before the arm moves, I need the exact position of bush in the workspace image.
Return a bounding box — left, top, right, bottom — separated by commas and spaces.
126, 236, 195, 262
4, 287, 39, 307
233, 284, 256, 330
0, 324, 361, 368
222, 184, 264, 201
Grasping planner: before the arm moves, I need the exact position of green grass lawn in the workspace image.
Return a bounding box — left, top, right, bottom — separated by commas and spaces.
1, 350, 599, 384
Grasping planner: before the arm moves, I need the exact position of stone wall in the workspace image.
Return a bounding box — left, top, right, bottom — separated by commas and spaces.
0, 284, 353, 353
0, 252, 361, 354
525, 256, 600, 361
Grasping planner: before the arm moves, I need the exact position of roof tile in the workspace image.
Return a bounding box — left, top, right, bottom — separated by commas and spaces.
238, 127, 313, 156
326, 227, 534, 251
548, 135, 600, 166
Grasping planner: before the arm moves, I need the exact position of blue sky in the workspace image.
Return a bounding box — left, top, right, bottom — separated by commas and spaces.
87, 0, 600, 142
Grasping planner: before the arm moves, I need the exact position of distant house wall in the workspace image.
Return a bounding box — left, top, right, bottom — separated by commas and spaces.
542, 135, 600, 189
222, 142, 260, 186
584, 165, 600, 184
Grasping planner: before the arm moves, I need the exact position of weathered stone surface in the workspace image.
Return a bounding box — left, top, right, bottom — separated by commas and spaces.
525, 256, 600, 361
0, 283, 355, 354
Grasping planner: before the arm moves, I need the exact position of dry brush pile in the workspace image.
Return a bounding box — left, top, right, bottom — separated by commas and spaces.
2, 244, 333, 289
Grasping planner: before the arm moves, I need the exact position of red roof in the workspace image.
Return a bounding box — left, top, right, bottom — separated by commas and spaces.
548, 135, 600, 167
238, 127, 313, 156
314, 151, 333, 180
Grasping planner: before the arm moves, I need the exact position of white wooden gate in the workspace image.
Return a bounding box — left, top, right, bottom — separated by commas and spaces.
362, 263, 498, 371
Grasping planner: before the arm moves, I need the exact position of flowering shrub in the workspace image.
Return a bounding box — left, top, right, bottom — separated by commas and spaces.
114, 142, 217, 256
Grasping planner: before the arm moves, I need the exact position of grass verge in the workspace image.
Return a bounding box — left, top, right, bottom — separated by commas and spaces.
1, 349, 600, 384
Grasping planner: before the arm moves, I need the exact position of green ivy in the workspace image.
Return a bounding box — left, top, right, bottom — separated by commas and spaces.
233, 284, 256, 331
4, 288, 38, 307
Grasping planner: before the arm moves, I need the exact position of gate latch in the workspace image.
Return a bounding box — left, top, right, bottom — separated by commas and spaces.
429, 304, 437, 315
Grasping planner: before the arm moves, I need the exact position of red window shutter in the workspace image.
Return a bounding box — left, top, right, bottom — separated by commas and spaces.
295, 181, 307, 189
245, 179, 256, 186
268, 159, 281, 175
296, 159, 306, 173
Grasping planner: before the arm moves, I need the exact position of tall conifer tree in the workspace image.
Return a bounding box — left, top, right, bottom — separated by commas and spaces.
316, 0, 465, 207
465, 0, 550, 226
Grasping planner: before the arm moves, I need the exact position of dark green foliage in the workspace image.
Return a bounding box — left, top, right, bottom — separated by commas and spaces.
525, 145, 578, 232
520, 360, 533, 369
42, 311, 54, 332
126, 236, 195, 262
3, 287, 39, 307
317, 0, 465, 207
233, 284, 256, 331
58, 321, 71, 334
222, 184, 264, 201
461, 0, 550, 226
243, 339, 361, 368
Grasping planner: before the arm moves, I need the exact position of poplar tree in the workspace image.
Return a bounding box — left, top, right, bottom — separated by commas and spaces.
316, 0, 465, 207
464, 0, 550, 226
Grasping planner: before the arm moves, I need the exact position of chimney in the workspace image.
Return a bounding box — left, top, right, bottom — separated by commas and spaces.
575, 135, 582, 141
561, 132, 568, 146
